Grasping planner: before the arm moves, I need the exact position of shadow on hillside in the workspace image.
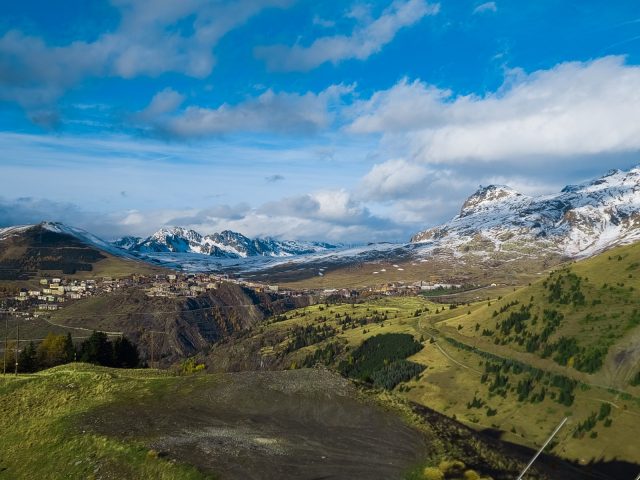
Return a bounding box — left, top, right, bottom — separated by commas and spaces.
412, 403, 639, 480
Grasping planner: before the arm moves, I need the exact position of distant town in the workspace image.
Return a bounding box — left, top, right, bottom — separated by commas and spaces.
2, 271, 464, 322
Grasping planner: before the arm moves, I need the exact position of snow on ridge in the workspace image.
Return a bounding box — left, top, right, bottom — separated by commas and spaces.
40, 222, 139, 258
113, 226, 340, 259
0, 225, 33, 238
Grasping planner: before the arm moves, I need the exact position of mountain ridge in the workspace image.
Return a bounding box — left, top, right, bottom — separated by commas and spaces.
411, 165, 640, 258
114, 226, 340, 259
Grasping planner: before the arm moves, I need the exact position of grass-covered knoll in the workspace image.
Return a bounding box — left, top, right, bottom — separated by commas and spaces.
207, 296, 438, 372
0, 364, 207, 479
447, 242, 640, 385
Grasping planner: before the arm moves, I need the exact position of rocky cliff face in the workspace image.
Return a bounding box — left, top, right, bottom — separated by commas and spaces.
52, 282, 314, 363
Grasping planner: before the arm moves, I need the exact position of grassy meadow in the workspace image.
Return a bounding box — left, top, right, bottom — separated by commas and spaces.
0, 364, 208, 479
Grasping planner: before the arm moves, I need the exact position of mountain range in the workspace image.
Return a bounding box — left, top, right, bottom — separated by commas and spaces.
112, 227, 339, 258
3, 166, 640, 277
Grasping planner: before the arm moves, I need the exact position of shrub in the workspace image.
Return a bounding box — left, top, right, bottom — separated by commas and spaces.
422, 467, 444, 480
180, 357, 206, 375
438, 459, 466, 477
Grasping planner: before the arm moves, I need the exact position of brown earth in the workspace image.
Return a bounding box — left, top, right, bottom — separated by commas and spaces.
79, 369, 429, 480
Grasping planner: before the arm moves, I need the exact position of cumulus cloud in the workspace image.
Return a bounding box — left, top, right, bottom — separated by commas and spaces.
260, 190, 373, 225
255, 0, 440, 72
253, 189, 402, 240
0, 196, 147, 239
136, 88, 185, 121
100, 189, 404, 243
347, 78, 451, 133
358, 158, 430, 201
348, 56, 640, 164
0, 190, 406, 243
142, 84, 353, 137
0, 0, 291, 121
473, 2, 497, 14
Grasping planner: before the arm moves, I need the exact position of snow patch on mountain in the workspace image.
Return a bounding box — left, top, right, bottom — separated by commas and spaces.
0, 225, 33, 238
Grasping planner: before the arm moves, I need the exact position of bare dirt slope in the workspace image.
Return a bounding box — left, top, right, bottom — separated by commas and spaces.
80, 369, 429, 480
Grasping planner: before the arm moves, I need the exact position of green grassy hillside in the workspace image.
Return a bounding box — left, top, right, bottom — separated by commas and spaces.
447, 241, 640, 388
0, 365, 206, 479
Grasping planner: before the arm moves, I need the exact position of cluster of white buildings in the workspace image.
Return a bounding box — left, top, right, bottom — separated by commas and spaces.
145, 273, 224, 298
15, 277, 103, 311
145, 273, 286, 298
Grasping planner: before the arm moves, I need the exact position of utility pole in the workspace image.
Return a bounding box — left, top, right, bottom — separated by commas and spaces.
150, 330, 155, 369
146, 330, 167, 369
14, 318, 19, 376
3, 313, 8, 375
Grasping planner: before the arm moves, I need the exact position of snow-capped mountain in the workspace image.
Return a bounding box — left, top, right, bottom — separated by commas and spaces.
1, 221, 137, 259
114, 227, 339, 258
111, 236, 142, 250
411, 167, 640, 258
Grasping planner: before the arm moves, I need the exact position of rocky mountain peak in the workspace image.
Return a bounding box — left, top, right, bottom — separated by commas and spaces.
113, 228, 338, 258
459, 185, 524, 217
411, 165, 640, 257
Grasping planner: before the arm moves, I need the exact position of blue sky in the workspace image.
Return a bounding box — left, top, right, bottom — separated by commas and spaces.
2, 0, 640, 241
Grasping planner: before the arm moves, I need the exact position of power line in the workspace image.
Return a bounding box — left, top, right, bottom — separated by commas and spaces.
516, 417, 568, 480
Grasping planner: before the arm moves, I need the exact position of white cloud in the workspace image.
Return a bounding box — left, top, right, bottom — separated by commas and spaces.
0, 0, 292, 121
473, 2, 497, 14
347, 78, 451, 133
136, 88, 185, 121
145, 84, 354, 137
0, 189, 405, 243
255, 0, 440, 72
312, 15, 336, 28
358, 158, 430, 201
348, 56, 640, 164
